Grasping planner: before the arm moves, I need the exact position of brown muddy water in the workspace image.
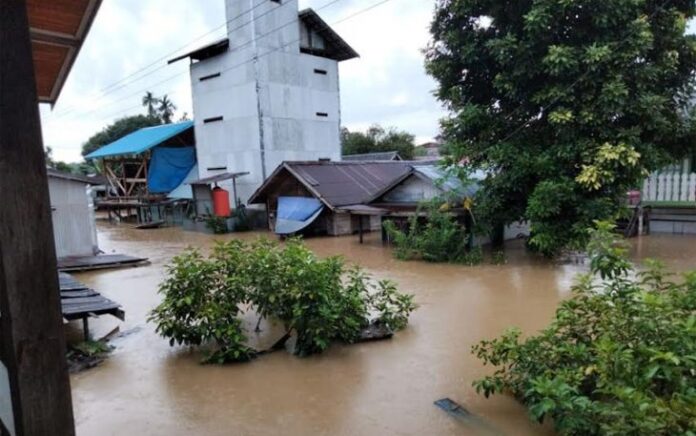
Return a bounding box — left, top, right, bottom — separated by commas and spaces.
68, 224, 696, 436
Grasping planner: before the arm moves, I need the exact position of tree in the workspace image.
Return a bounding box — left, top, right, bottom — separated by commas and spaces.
425, 0, 696, 255
341, 124, 416, 159
158, 95, 177, 124
142, 91, 159, 118
81, 114, 161, 158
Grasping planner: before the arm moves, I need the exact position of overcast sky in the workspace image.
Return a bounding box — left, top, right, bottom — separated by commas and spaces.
40, 0, 445, 163
40, 1, 696, 163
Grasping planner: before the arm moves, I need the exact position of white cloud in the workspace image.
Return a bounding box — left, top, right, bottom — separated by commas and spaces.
40, 0, 445, 163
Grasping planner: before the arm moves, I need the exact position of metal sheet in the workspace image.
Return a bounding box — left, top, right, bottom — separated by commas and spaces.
0, 360, 16, 436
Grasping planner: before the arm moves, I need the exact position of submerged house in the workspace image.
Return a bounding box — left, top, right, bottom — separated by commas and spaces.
86, 121, 196, 200
248, 161, 412, 235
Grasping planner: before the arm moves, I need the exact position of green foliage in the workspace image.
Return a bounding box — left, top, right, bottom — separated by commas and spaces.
204, 215, 228, 234
149, 238, 416, 363
69, 340, 112, 358
472, 222, 696, 434
384, 200, 474, 263
426, 0, 696, 256
341, 124, 416, 159
82, 114, 162, 157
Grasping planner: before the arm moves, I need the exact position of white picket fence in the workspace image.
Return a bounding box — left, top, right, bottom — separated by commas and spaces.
642, 172, 696, 203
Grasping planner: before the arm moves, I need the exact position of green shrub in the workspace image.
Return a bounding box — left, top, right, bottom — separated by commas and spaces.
383, 200, 474, 263
149, 238, 416, 362
472, 222, 696, 434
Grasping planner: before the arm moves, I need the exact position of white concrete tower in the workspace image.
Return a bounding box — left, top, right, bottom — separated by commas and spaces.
173, 0, 358, 204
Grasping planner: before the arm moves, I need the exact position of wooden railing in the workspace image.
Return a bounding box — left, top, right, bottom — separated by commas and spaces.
642, 172, 696, 204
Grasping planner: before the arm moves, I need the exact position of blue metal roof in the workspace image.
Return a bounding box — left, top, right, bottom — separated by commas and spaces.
85, 121, 194, 159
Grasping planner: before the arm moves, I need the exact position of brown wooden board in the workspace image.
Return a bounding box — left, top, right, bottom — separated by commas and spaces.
57, 254, 149, 272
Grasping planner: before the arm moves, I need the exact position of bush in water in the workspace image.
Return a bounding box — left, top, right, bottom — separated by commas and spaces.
472, 222, 696, 434
383, 199, 475, 263
149, 238, 416, 362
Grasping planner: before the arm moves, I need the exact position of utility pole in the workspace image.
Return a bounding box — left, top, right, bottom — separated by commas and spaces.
0, 0, 76, 434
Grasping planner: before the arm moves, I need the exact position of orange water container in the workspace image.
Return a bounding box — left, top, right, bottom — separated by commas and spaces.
212, 187, 231, 217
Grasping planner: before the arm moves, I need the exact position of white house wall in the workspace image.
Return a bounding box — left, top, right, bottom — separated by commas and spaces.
48, 177, 98, 258
191, 0, 342, 204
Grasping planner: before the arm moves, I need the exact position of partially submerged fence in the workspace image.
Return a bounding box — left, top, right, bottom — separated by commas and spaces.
642, 172, 696, 204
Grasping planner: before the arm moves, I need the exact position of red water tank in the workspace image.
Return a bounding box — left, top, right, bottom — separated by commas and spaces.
211, 187, 231, 217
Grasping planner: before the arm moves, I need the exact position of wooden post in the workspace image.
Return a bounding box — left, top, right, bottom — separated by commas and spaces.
358, 216, 364, 244
0, 1, 76, 435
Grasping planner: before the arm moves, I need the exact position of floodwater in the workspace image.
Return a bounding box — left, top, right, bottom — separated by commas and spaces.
68, 224, 696, 436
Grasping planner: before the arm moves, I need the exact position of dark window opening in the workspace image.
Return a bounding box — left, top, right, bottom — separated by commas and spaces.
313, 68, 327, 75
207, 166, 227, 171
204, 116, 224, 123
199, 72, 221, 82
316, 112, 329, 117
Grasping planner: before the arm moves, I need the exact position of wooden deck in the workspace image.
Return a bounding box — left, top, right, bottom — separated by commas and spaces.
57, 254, 149, 272
59, 273, 124, 340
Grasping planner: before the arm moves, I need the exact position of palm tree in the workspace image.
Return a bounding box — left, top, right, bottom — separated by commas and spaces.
158, 95, 177, 124
142, 91, 159, 119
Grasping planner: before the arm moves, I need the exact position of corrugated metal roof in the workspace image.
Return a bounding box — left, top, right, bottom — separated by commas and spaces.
85, 121, 194, 160
46, 168, 104, 185
249, 161, 412, 209
343, 151, 402, 161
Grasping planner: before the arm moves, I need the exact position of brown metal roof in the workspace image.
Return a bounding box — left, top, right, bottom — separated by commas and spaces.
28, 0, 102, 104
248, 161, 412, 209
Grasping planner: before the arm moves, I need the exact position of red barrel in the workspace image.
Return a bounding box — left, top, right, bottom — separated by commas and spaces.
212, 187, 231, 217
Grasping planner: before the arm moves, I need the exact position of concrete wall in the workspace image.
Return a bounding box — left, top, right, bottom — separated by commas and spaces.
192, 0, 342, 204
48, 177, 98, 258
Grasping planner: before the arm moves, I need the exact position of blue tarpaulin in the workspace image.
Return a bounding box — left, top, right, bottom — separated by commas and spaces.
275, 196, 324, 235
147, 147, 197, 194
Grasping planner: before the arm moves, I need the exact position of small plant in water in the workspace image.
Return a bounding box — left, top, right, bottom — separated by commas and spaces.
491, 250, 506, 265
149, 238, 417, 363
383, 199, 478, 264
472, 221, 696, 434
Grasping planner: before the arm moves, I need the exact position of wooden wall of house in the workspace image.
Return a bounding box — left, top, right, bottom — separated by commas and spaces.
380, 175, 442, 204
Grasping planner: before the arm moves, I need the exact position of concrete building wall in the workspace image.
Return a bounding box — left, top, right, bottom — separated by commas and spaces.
48, 177, 98, 258
192, 0, 342, 205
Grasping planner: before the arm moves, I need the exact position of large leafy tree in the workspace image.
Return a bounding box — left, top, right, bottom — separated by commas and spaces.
341, 124, 417, 159
81, 114, 161, 157
426, 0, 696, 255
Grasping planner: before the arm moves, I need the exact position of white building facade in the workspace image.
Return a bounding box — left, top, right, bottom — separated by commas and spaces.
174, 0, 358, 204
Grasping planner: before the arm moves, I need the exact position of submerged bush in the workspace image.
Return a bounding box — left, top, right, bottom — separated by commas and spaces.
149, 238, 416, 362
383, 200, 474, 263
472, 222, 696, 434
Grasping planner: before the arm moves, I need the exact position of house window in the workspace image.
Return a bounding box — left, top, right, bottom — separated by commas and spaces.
207, 166, 227, 171
204, 116, 224, 123
316, 112, 328, 117
199, 72, 221, 82
314, 68, 327, 75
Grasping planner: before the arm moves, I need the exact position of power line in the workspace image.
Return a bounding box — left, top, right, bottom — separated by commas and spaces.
52, 0, 271, 118
48, 0, 352, 123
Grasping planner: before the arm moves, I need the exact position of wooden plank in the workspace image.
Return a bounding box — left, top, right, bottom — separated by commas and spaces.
0, 2, 75, 434
57, 254, 149, 271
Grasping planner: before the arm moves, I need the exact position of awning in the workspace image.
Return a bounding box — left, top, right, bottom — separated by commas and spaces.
85, 121, 194, 159
275, 197, 324, 235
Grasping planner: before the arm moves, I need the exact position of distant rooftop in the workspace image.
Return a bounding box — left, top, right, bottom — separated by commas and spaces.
343, 151, 402, 162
